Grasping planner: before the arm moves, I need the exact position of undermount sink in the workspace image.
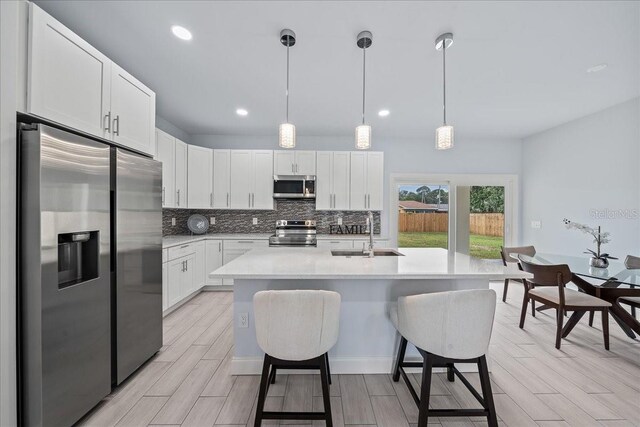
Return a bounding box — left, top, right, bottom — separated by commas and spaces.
331, 249, 404, 257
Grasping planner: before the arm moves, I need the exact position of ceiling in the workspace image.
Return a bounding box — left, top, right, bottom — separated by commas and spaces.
35, 1, 640, 139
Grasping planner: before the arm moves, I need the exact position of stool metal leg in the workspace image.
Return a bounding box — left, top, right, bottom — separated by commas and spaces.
478, 355, 498, 427
417, 353, 434, 427
325, 352, 332, 385
254, 355, 272, 427
319, 353, 333, 427
446, 363, 455, 382
392, 336, 408, 382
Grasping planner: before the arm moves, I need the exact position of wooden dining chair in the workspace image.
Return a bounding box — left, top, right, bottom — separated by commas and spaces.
620, 255, 640, 319
500, 246, 536, 307
519, 258, 611, 350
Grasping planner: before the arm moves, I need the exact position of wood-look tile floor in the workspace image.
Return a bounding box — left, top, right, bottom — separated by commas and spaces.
79, 283, 640, 427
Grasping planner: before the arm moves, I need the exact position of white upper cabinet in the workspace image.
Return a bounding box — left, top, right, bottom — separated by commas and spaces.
295, 151, 316, 175
110, 63, 156, 156
366, 152, 384, 210
174, 139, 188, 208
187, 145, 213, 209
28, 4, 111, 138
274, 151, 295, 175
350, 151, 384, 211
229, 150, 252, 209
252, 150, 274, 209
27, 4, 156, 155
316, 151, 350, 211
212, 150, 231, 208
155, 129, 175, 208
230, 150, 273, 210
274, 150, 316, 175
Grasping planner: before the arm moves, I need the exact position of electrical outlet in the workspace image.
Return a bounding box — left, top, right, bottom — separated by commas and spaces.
252, 218, 258, 225
337, 217, 343, 225
531, 220, 541, 229
210, 217, 215, 225
171, 217, 176, 226
238, 312, 249, 329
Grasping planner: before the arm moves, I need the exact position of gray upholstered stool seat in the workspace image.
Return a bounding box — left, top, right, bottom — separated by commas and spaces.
253, 290, 340, 427
391, 289, 498, 427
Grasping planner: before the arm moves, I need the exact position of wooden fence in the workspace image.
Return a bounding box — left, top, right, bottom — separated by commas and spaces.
398, 212, 504, 237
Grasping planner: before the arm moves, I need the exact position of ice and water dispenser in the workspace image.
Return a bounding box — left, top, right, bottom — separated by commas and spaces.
57, 231, 99, 289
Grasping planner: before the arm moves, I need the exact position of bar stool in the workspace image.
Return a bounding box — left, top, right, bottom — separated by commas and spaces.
253, 290, 340, 427
390, 289, 498, 427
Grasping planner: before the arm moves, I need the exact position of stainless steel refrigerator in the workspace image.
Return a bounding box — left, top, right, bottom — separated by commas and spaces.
19, 124, 162, 426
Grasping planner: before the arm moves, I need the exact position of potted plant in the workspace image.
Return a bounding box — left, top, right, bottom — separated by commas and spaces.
562, 219, 617, 268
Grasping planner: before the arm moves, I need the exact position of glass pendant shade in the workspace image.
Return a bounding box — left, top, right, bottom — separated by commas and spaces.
279, 123, 296, 148
435, 125, 454, 150
355, 124, 371, 150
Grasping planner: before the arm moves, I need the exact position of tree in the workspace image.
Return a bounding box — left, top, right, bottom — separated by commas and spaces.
416, 186, 431, 203
470, 186, 504, 213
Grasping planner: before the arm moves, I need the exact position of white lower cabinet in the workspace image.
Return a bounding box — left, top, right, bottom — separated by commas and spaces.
192, 241, 206, 292
162, 261, 168, 311
205, 240, 224, 286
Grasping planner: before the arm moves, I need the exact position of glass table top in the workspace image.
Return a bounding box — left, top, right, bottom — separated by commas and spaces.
517, 253, 640, 287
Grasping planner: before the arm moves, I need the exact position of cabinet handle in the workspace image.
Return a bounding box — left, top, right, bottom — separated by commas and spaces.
248, 193, 251, 207
162, 187, 165, 204
295, 163, 298, 173
238, 241, 254, 244
180, 245, 189, 249
252, 193, 255, 207
210, 193, 213, 207
181, 260, 185, 272
185, 259, 188, 271
367, 194, 370, 209
104, 111, 111, 133
218, 242, 221, 252
227, 193, 229, 207
113, 115, 120, 136
292, 163, 294, 173
364, 194, 367, 208
177, 189, 180, 206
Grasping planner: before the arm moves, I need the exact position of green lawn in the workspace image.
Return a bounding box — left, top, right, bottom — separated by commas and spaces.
398, 232, 503, 259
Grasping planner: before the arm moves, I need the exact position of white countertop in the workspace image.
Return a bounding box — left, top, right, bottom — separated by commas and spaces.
209, 247, 532, 280
163, 234, 389, 248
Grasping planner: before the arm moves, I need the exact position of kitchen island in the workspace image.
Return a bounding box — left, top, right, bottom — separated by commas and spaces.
209, 247, 531, 375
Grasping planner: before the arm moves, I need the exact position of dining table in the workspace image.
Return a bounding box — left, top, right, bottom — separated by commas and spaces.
516, 253, 640, 339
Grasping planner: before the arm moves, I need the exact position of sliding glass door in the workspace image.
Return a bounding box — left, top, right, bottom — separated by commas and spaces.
390, 174, 517, 257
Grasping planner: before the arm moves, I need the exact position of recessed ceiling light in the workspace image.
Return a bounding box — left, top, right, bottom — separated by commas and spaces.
587, 63, 607, 73
171, 25, 192, 41
236, 108, 248, 116
378, 109, 390, 117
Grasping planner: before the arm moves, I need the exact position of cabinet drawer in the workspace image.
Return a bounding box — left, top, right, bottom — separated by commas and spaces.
224, 239, 268, 250
167, 243, 197, 260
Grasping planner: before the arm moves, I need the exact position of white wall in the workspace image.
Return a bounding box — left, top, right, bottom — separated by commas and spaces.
191, 134, 523, 235
522, 98, 640, 258
0, 1, 27, 425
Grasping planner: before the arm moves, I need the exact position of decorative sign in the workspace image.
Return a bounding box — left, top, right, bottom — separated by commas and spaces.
329, 225, 368, 235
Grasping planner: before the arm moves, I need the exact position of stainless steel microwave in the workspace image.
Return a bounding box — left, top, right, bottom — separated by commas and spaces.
273, 175, 316, 199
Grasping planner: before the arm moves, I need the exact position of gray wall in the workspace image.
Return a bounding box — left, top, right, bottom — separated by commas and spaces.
190, 134, 523, 236
156, 116, 191, 143
522, 97, 640, 257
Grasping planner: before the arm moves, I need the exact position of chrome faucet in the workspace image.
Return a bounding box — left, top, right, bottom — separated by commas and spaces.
364, 211, 375, 257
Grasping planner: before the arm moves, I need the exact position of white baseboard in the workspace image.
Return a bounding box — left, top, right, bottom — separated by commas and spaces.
231, 356, 479, 375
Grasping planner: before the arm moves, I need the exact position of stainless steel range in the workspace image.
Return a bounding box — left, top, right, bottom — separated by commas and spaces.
269, 220, 317, 247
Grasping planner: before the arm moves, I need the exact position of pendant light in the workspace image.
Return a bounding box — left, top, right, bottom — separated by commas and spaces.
355, 31, 372, 150
279, 29, 296, 148
435, 32, 454, 150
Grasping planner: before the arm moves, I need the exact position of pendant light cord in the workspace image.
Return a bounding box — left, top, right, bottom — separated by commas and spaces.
362, 46, 366, 125
442, 40, 446, 125
286, 44, 290, 123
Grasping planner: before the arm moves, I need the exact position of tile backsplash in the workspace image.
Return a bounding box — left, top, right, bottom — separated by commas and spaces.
163, 199, 381, 236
